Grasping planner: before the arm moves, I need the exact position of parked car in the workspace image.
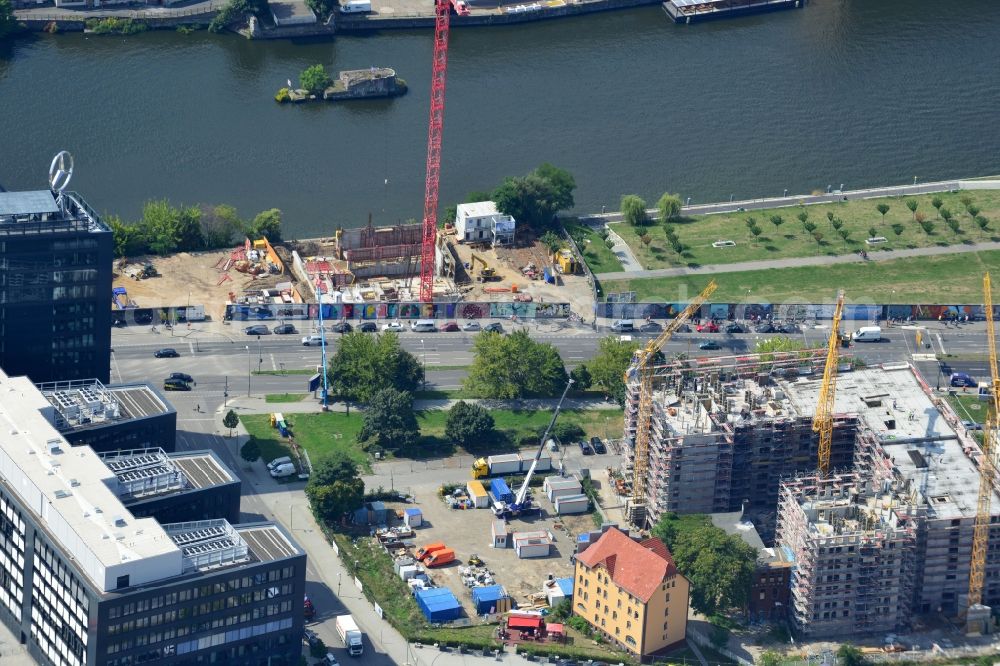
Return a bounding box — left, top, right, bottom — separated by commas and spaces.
724, 323, 746, 334
462, 321, 481, 332
382, 321, 405, 333
776, 323, 800, 334
134, 312, 154, 325
411, 320, 437, 332
163, 378, 191, 391
579, 441, 593, 455
590, 437, 606, 454
324, 654, 340, 666
273, 323, 297, 335
154, 348, 179, 358
755, 323, 777, 334
167, 372, 194, 384
950, 372, 977, 387
359, 322, 377, 333
699, 341, 721, 350
244, 324, 270, 336
484, 322, 504, 334
675, 323, 692, 333
696, 322, 719, 333
330, 321, 353, 333
441, 321, 460, 332
639, 322, 662, 333
301, 335, 324, 346
962, 420, 984, 431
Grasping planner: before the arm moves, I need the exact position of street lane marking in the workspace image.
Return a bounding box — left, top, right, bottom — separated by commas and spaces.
935, 333, 947, 355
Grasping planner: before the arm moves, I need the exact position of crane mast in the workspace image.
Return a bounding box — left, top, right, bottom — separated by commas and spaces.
510, 379, 574, 511
967, 272, 999, 620
813, 290, 845, 476
419, 0, 451, 303
628, 280, 717, 525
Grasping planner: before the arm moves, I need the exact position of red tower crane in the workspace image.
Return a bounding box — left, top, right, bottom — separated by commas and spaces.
419, 0, 452, 303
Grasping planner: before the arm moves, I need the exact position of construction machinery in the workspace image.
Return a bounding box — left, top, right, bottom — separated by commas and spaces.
626, 280, 717, 526
813, 290, 846, 477
418, 0, 451, 303
967, 272, 999, 632
553, 249, 577, 275
470, 253, 498, 282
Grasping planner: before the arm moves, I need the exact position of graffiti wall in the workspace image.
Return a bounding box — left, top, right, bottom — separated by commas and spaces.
224, 302, 572, 322
595, 303, 1000, 322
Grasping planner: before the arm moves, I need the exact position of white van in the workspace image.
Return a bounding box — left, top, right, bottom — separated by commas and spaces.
611, 319, 634, 332
339, 0, 371, 13
267, 456, 292, 471
411, 319, 437, 332
852, 326, 882, 342
270, 462, 296, 478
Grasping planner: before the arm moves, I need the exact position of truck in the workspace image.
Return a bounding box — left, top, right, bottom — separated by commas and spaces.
335, 614, 364, 656
471, 453, 552, 479
339, 0, 371, 12
178, 305, 206, 322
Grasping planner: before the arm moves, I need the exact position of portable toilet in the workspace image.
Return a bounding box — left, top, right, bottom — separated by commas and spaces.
491, 519, 509, 548
490, 478, 513, 504
404, 508, 423, 528
466, 481, 489, 508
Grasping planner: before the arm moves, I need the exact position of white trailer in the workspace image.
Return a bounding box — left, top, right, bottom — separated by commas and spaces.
487, 453, 522, 475
554, 493, 590, 515
335, 615, 364, 656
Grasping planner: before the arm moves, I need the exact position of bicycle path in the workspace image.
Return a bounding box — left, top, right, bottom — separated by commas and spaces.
595, 239, 1000, 281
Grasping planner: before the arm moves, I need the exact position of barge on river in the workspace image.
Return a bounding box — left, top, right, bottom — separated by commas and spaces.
663, 0, 803, 23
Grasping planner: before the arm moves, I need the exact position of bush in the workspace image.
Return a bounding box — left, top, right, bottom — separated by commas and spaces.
275, 87, 291, 103
445, 401, 495, 446
551, 421, 585, 443
566, 615, 590, 635
85, 17, 148, 34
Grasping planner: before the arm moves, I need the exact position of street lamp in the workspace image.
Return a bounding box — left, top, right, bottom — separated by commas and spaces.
783, 188, 788, 197
245, 345, 251, 397
420, 339, 426, 389
257, 335, 263, 373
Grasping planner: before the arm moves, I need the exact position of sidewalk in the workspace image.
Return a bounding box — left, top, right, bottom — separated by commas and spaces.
595, 239, 1000, 281
225, 394, 623, 415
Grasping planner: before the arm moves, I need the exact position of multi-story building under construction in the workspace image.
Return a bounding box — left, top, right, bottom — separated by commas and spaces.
624, 352, 1000, 636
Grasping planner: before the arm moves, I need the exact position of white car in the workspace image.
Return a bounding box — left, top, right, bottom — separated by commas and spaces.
324, 654, 339, 666
382, 321, 404, 333
462, 321, 481, 332
301, 335, 324, 346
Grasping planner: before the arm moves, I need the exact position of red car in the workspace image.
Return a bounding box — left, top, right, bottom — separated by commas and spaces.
441, 321, 460, 332
696, 322, 719, 333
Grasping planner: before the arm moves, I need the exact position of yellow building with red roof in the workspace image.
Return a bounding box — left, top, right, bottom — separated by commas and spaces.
573, 527, 690, 658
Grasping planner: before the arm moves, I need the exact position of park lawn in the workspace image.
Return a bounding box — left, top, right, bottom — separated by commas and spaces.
564, 220, 624, 274
241, 412, 370, 472
265, 393, 310, 403
252, 368, 316, 375
611, 189, 1000, 271
600, 249, 1000, 304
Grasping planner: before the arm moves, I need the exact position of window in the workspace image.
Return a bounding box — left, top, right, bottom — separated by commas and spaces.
116, 575, 130, 590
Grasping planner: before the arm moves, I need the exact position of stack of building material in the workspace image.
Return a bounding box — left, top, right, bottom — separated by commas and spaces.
513, 530, 553, 558
466, 481, 489, 508
554, 494, 590, 515
544, 476, 581, 502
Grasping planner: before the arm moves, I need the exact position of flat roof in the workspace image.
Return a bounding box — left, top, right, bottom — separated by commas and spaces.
457, 201, 503, 218
238, 525, 301, 562
0, 370, 183, 593
710, 511, 766, 551
170, 452, 237, 489
38, 379, 172, 433
0, 190, 59, 216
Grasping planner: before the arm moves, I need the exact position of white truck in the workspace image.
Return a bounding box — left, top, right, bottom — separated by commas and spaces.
339, 0, 371, 12
335, 615, 364, 656
472, 453, 552, 479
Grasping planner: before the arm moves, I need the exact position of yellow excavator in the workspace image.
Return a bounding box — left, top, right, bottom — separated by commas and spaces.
471, 253, 498, 282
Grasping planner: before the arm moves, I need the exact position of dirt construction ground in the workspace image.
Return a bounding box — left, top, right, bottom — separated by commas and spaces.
387, 478, 598, 618
112, 250, 273, 321
450, 240, 595, 320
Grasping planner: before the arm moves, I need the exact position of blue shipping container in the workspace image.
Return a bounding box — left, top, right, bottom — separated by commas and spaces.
415, 587, 462, 622
490, 479, 513, 504
471, 585, 508, 615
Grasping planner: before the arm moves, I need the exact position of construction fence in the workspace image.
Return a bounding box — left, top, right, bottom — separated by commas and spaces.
597, 302, 1000, 322
225, 301, 572, 322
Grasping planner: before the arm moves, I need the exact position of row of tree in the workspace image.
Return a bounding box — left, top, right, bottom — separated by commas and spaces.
108, 200, 283, 258
620, 192, 682, 226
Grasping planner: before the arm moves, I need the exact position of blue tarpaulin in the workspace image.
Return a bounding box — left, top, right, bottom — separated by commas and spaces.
415, 587, 462, 622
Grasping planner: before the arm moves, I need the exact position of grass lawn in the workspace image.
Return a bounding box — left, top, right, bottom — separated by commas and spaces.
600, 249, 1000, 304
265, 393, 310, 403
241, 408, 623, 467
611, 190, 1000, 271
564, 220, 624, 273
252, 368, 316, 375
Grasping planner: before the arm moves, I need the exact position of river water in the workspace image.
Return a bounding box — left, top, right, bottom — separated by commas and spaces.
1, 0, 998, 236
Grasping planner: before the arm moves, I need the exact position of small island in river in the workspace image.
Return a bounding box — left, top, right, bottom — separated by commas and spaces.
276, 67, 407, 104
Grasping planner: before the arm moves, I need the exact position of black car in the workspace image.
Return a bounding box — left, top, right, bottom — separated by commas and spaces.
755, 323, 777, 334
163, 378, 191, 391
579, 441, 593, 455
724, 323, 746, 334
331, 322, 353, 333
776, 323, 800, 334
154, 348, 179, 358
245, 325, 270, 335
484, 322, 504, 334
639, 322, 662, 333
273, 324, 297, 335
135, 312, 154, 325
699, 341, 722, 350
359, 322, 377, 333
168, 372, 194, 384
590, 437, 606, 454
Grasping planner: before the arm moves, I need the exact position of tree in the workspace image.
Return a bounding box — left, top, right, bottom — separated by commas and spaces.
304, 0, 335, 17
250, 208, 283, 242
570, 363, 592, 390
533, 163, 576, 212
905, 199, 918, 219
656, 192, 682, 222
931, 196, 944, 215
838, 228, 850, 245
108, 214, 148, 258
464, 330, 567, 399
749, 226, 762, 244
239, 437, 261, 463
826, 211, 834, 225
744, 216, 757, 230
589, 336, 639, 405
831, 218, 844, 231
200, 204, 243, 248
960, 195, 973, 208
836, 644, 870, 666
492, 164, 575, 230
876, 202, 890, 223
758, 651, 782, 666
306, 454, 364, 526
939, 207, 953, 225
300, 64, 332, 94
947, 218, 961, 235
811, 230, 823, 244
796, 210, 808, 227
803, 221, 817, 234
310, 452, 360, 487
620, 194, 648, 226
891, 223, 905, 238
868, 226, 878, 240
539, 230, 562, 253
328, 331, 423, 403
639, 233, 652, 248
652, 513, 757, 616
769, 215, 784, 234
976, 215, 990, 235
174, 205, 205, 251
444, 401, 495, 446
0, 0, 17, 41
915, 210, 927, 225
920, 219, 935, 235
141, 199, 182, 255
968, 204, 980, 218
223, 409, 240, 437
358, 387, 420, 451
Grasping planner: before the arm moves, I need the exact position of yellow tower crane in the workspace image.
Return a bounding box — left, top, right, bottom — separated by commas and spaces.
626, 280, 717, 525
967, 272, 999, 628
813, 290, 845, 476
